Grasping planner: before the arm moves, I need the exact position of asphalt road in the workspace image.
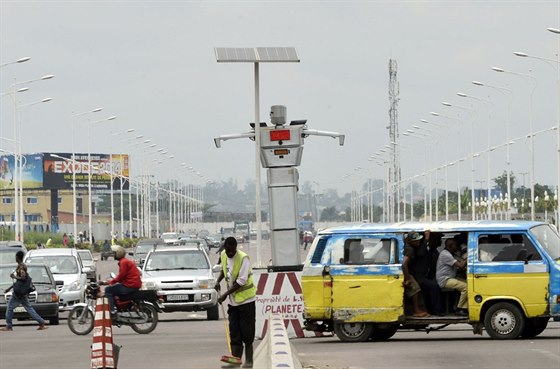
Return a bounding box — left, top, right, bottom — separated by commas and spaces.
1, 243, 558, 369
1, 312, 558, 369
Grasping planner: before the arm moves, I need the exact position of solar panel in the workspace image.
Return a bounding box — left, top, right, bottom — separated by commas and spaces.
215, 47, 299, 63
215, 48, 257, 62
256, 47, 299, 62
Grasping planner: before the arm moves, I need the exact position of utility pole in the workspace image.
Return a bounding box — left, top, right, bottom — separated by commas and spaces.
388, 59, 401, 222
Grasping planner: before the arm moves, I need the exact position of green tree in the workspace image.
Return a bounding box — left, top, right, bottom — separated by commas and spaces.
493, 171, 516, 195
320, 206, 339, 221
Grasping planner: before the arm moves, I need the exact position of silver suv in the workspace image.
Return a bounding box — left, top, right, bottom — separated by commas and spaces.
23, 248, 87, 311
141, 245, 219, 320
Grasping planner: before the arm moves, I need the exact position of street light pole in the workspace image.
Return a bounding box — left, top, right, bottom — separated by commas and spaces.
457, 92, 494, 219
442, 101, 477, 220
87, 116, 117, 245
429, 113, 463, 220
472, 81, 513, 219
515, 39, 560, 227
18, 97, 53, 240
493, 67, 537, 220
71, 108, 102, 244
9, 74, 54, 241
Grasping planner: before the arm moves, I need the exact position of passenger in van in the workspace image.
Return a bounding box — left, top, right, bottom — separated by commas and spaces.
348, 242, 364, 263
436, 238, 468, 316
409, 230, 443, 316
452, 234, 468, 279
478, 237, 493, 261
402, 232, 431, 317
493, 235, 525, 262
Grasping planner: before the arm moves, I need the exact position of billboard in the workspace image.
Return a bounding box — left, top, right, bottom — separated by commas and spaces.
0, 153, 44, 190
42, 153, 130, 190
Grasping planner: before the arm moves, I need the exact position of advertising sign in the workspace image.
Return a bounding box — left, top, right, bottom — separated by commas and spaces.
43, 153, 130, 190
0, 153, 44, 190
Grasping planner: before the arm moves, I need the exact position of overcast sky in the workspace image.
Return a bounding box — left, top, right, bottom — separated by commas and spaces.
1, 1, 559, 195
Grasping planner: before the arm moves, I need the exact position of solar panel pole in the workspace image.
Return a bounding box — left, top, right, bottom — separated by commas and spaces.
253, 62, 263, 267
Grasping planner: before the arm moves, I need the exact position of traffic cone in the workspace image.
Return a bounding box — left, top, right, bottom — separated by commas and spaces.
91, 297, 116, 369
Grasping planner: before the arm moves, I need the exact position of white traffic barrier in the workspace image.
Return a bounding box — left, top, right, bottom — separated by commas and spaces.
256, 271, 326, 339
253, 314, 302, 369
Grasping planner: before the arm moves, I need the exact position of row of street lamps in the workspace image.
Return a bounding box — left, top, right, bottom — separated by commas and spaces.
348, 27, 560, 227
1, 56, 211, 242
1, 56, 54, 241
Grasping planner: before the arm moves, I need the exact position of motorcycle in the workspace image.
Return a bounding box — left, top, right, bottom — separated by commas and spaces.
67, 281, 162, 335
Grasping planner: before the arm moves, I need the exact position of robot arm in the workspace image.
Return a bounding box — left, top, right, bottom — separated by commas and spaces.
213, 132, 256, 148
301, 129, 345, 146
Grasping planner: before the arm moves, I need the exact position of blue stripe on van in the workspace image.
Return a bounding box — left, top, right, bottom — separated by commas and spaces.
471, 262, 526, 274
329, 265, 402, 276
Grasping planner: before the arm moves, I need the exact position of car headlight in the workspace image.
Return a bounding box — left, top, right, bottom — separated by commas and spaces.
37, 293, 58, 303
68, 281, 81, 291
143, 281, 156, 290
198, 278, 215, 289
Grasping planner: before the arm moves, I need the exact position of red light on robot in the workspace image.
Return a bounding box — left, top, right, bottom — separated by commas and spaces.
270, 130, 290, 141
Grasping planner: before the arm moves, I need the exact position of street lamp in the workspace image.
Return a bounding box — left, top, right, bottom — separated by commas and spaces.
8, 74, 54, 241
457, 92, 494, 219
472, 80, 513, 219
87, 116, 117, 245
71, 108, 102, 243
1, 87, 29, 98
429, 113, 463, 220
17, 97, 52, 241
0, 56, 31, 68
514, 42, 560, 229
442, 101, 477, 220
109, 128, 135, 240
492, 66, 537, 220
403, 130, 431, 220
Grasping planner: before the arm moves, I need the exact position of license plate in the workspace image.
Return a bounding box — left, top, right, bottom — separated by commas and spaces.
14, 306, 27, 313
166, 294, 190, 301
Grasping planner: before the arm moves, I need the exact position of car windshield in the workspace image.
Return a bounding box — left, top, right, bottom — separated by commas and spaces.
0, 250, 19, 265
77, 251, 92, 261
530, 224, 560, 260
135, 244, 155, 256
0, 265, 52, 289
145, 250, 209, 271
26, 255, 79, 274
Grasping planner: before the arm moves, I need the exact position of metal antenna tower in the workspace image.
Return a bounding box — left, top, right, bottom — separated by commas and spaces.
387, 59, 401, 222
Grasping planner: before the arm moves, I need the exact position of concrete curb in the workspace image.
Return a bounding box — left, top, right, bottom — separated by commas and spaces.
253, 315, 302, 369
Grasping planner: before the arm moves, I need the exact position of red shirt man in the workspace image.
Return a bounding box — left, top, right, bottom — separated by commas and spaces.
105, 246, 141, 313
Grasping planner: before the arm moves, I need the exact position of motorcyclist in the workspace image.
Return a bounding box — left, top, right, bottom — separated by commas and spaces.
104, 246, 142, 314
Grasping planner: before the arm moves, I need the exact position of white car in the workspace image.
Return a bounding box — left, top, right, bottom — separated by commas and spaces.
141, 245, 219, 320
24, 248, 87, 311
161, 232, 180, 245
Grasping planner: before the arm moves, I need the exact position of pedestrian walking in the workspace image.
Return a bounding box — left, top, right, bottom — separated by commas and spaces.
1, 251, 48, 331
216, 237, 256, 368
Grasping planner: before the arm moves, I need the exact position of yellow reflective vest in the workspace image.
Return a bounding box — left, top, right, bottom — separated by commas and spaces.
221, 250, 256, 304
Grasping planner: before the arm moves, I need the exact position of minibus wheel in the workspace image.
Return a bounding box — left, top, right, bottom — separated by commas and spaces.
520, 317, 549, 338
484, 302, 525, 339
333, 322, 373, 342
370, 325, 397, 341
